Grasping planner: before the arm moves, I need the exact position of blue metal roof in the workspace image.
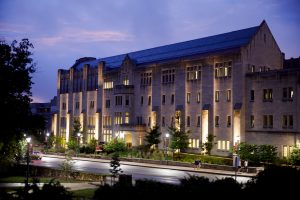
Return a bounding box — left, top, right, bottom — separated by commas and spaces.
75, 25, 259, 69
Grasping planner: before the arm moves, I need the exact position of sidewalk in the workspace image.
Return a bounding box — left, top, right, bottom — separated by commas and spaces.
44, 154, 257, 178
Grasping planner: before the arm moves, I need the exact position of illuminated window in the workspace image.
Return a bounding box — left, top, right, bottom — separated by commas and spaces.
114, 112, 122, 124
189, 138, 199, 148
263, 89, 273, 101
215, 61, 232, 78
217, 140, 230, 151
88, 116, 95, 126
103, 129, 112, 142
187, 65, 201, 81
123, 75, 129, 85
104, 81, 113, 89
283, 87, 294, 101
125, 112, 129, 124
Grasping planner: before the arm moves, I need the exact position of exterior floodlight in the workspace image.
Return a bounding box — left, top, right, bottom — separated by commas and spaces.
26, 137, 31, 143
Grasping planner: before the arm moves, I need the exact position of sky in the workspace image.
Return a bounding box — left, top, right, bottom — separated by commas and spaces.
0, 0, 299, 103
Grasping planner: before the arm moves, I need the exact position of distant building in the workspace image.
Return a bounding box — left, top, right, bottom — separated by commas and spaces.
52, 21, 300, 157
31, 96, 57, 134
284, 56, 300, 69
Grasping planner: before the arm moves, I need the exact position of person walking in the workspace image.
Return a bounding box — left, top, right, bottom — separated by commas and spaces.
244, 160, 248, 172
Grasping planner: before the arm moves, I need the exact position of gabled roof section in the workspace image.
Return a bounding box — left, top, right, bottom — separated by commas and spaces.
75, 25, 260, 69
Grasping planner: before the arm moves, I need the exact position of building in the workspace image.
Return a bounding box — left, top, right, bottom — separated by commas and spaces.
52, 21, 300, 157
31, 96, 57, 134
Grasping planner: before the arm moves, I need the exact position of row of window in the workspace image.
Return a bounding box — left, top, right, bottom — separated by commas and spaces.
215, 116, 231, 127
215, 61, 232, 78
250, 87, 294, 102
215, 90, 231, 102
250, 115, 294, 129
187, 65, 201, 81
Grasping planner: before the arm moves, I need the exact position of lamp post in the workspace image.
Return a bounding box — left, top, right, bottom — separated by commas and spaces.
165, 133, 169, 162
46, 132, 50, 151
77, 133, 81, 155
25, 137, 31, 187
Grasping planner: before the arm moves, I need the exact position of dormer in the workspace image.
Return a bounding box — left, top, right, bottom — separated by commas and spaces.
120, 54, 135, 85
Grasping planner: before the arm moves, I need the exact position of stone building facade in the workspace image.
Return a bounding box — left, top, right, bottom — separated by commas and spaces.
52, 21, 300, 157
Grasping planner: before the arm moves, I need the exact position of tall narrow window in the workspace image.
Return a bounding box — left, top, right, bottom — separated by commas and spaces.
62, 102, 66, 110
197, 116, 200, 127
197, 92, 200, 103
227, 90, 231, 102
123, 75, 129, 85
251, 115, 255, 128
148, 96, 151, 105
227, 116, 231, 127
282, 115, 288, 128
289, 115, 293, 128
250, 90, 255, 101
105, 99, 110, 108
187, 93, 190, 104
215, 91, 220, 102
162, 95, 165, 105
75, 102, 79, 109
263, 115, 268, 128
148, 117, 151, 127
125, 95, 129, 106
269, 115, 273, 128
187, 116, 190, 127
115, 96, 122, 106
141, 96, 143, 105
215, 116, 219, 127
125, 112, 129, 124
90, 101, 94, 109
171, 94, 174, 104
162, 116, 165, 127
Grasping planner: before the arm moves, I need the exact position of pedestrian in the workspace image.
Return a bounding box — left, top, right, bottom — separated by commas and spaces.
194, 160, 199, 170
244, 160, 248, 172
198, 159, 202, 168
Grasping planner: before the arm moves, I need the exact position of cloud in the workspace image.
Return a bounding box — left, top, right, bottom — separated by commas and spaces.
37, 29, 133, 46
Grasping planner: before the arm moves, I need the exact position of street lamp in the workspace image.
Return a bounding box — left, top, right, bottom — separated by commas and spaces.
46, 132, 50, 151
77, 133, 81, 155
25, 137, 31, 187
165, 133, 170, 162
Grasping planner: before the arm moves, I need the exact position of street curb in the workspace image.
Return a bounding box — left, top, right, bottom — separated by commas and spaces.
43, 154, 256, 178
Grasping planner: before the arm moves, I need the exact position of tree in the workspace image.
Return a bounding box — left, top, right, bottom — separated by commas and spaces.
289, 147, 300, 166
0, 39, 36, 167
71, 119, 81, 140
168, 126, 189, 154
144, 125, 161, 149
258, 144, 277, 164
236, 142, 259, 165
203, 134, 216, 155
104, 138, 126, 154
110, 153, 123, 183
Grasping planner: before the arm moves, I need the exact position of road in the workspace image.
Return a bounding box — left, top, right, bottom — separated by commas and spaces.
32, 157, 251, 185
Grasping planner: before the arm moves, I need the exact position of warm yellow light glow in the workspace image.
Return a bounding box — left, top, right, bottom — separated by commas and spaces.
66, 114, 70, 143
26, 137, 31, 143
234, 111, 241, 144
202, 110, 208, 143
95, 113, 99, 140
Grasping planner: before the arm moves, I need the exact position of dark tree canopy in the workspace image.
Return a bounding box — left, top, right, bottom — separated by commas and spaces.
0, 39, 36, 163
144, 125, 161, 148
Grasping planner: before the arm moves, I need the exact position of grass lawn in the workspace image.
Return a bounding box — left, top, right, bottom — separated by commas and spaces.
72, 188, 97, 199
0, 176, 90, 183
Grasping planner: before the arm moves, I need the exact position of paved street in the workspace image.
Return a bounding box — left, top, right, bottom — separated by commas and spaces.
31, 155, 253, 185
